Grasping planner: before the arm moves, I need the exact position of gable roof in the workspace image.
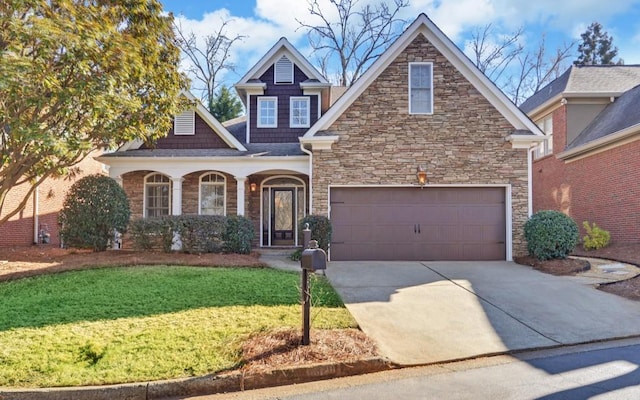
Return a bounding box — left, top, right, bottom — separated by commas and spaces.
559, 84, 640, 158
235, 37, 328, 88
303, 13, 542, 140
520, 65, 640, 114
121, 90, 247, 152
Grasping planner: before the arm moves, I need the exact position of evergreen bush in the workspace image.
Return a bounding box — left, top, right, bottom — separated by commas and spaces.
524, 210, 579, 260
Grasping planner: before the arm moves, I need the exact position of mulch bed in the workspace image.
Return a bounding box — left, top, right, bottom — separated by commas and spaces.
514, 255, 590, 275
571, 243, 640, 267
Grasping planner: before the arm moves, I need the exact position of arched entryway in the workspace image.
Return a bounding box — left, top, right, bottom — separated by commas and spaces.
261, 176, 306, 247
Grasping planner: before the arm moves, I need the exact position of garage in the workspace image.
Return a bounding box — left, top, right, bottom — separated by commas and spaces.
329, 187, 507, 261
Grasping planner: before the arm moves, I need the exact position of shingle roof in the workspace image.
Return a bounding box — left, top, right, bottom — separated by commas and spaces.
520, 65, 640, 113
222, 115, 247, 143
567, 84, 640, 150
101, 143, 306, 158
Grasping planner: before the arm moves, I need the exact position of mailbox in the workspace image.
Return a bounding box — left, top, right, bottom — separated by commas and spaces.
300, 248, 327, 271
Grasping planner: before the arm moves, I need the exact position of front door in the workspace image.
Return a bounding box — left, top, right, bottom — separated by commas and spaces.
271, 188, 295, 246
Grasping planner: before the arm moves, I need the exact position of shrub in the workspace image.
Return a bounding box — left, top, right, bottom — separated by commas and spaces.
582, 221, 611, 250
222, 215, 255, 254
129, 215, 228, 253
58, 175, 130, 251
299, 215, 332, 252
129, 217, 175, 252
524, 210, 579, 260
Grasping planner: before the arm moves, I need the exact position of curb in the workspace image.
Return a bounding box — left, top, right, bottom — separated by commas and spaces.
0, 358, 394, 400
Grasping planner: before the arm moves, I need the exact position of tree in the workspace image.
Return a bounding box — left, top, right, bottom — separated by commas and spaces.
59, 175, 131, 251
0, 0, 188, 226
574, 22, 622, 65
468, 24, 574, 105
298, 0, 409, 86
174, 18, 244, 112
210, 85, 243, 122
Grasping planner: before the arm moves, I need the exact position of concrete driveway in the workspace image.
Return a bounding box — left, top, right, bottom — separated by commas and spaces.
325, 261, 640, 365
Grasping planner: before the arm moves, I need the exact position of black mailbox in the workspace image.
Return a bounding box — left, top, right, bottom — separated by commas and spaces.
300, 248, 327, 271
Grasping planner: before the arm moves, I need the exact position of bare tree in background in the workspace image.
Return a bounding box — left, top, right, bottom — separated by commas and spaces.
469, 24, 574, 105
298, 0, 409, 86
174, 19, 244, 112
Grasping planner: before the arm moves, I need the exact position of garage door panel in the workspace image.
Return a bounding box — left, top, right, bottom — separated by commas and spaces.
330, 187, 506, 261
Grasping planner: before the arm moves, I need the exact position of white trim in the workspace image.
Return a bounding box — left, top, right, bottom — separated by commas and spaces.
408, 62, 433, 115
257, 97, 278, 128
143, 172, 171, 218
174, 110, 195, 135
260, 175, 307, 247
235, 176, 247, 216
245, 93, 251, 143
198, 172, 226, 216
290, 96, 310, 128
507, 134, 545, 149
304, 14, 544, 138
558, 123, 640, 160
299, 136, 339, 150
326, 183, 513, 261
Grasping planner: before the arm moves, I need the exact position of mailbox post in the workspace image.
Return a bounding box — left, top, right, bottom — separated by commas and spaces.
300, 225, 327, 345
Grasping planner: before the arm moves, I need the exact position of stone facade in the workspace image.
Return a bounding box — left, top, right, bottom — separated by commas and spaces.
311, 34, 530, 256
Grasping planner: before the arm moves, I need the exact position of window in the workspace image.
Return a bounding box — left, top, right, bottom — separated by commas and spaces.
409, 63, 433, 114
174, 110, 195, 135
199, 173, 225, 215
145, 173, 170, 217
290, 97, 310, 128
274, 55, 293, 84
534, 115, 553, 158
258, 97, 277, 128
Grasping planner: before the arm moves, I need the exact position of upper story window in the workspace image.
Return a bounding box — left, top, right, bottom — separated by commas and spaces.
534, 115, 553, 159
174, 110, 195, 135
257, 97, 278, 128
290, 97, 310, 128
199, 172, 225, 215
274, 55, 293, 84
145, 173, 171, 218
409, 62, 433, 114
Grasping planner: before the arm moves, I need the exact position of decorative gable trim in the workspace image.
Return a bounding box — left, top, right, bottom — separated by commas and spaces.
275, 55, 294, 84
304, 13, 543, 138
122, 91, 247, 152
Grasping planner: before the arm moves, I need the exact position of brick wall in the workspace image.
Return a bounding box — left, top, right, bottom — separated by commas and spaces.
0, 151, 106, 247
533, 106, 640, 243
311, 34, 530, 256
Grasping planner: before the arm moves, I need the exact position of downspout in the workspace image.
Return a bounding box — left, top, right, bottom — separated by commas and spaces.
299, 142, 313, 214
33, 184, 39, 244
527, 145, 535, 217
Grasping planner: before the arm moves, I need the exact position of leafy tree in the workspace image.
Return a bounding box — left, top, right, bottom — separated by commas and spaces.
174, 18, 244, 110
0, 0, 188, 225
574, 22, 622, 65
59, 175, 131, 251
298, 0, 409, 86
209, 85, 243, 122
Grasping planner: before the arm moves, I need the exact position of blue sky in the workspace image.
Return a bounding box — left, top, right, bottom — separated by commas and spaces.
160, 0, 640, 90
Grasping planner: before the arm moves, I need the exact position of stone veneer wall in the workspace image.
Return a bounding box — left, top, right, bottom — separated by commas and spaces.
311, 34, 530, 256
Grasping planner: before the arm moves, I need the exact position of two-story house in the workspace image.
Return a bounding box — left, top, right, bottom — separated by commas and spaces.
100, 14, 543, 261
521, 65, 640, 243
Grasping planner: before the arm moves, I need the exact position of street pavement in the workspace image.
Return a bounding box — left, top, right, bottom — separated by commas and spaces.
183, 338, 640, 400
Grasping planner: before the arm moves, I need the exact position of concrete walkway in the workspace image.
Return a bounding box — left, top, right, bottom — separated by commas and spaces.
325, 261, 640, 365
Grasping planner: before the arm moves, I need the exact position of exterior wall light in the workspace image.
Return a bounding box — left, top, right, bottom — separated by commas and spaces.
416, 166, 427, 187
250, 182, 257, 192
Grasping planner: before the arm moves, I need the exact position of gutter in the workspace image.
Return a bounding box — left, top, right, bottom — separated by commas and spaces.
299, 142, 313, 213
558, 123, 640, 160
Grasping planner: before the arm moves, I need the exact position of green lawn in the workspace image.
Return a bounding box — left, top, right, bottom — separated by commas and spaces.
0, 266, 356, 387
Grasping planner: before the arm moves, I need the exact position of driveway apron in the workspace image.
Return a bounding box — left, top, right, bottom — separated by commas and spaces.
325, 261, 640, 365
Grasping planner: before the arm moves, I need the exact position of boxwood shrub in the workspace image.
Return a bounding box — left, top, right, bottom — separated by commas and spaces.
524, 210, 579, 260
222, 215, 254, 254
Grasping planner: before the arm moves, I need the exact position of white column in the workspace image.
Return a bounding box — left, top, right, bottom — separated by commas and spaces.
171, 177, 184, 216
113, 175, 124, 250
113, 176, 123, 187
235, 176, 247, 216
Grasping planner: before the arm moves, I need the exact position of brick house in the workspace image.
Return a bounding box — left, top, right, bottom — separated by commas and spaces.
100, 14, 543, 261
0, 152, 106, 247
520, 65, 640, 243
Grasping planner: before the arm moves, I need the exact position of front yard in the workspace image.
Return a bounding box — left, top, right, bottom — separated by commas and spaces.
0, 264, 360, 387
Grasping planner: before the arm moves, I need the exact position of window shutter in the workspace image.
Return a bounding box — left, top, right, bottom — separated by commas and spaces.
174, 110, 195, 135
275, 55, 293, 84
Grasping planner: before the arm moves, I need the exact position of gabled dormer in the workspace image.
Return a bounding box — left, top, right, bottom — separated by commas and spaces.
235, 38, 331, 144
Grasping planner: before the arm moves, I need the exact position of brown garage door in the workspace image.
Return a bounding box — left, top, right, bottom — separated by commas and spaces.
330, 187, 506, 261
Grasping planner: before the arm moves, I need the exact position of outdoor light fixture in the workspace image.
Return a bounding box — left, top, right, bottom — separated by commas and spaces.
250, 182, 257, 192
416, 166, 427, 187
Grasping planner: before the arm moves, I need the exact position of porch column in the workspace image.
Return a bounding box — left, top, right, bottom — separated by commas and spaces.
171, 177, 184, 216
113, 176, 123, 187
113, 175, 124, 250
235, 176, 247, 216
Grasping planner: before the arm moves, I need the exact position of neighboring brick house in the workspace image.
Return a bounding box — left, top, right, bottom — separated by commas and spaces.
520, 65, 640, 243
0, 152, 106, 247
100, 14, 543, 261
